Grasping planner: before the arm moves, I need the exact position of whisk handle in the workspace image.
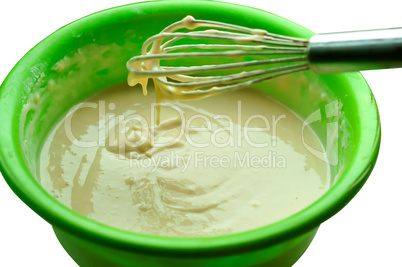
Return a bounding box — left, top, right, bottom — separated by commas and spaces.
308, 28, 402, 73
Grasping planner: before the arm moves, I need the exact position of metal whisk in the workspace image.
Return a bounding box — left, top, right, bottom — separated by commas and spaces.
127, 16, 402, 99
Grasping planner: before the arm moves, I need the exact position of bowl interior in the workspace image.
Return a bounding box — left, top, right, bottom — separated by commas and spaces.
0, 0, 380, 254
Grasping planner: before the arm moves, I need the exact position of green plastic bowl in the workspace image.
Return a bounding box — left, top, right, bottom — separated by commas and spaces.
0, 1, 380, 266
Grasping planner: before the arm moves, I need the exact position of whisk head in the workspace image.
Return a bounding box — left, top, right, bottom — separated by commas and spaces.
127, 16, 310, 100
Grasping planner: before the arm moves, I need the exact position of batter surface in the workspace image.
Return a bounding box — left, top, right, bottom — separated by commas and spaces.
39, 83, 329, 236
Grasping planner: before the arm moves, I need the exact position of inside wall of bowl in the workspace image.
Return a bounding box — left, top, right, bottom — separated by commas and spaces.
17, 2, 356, 186
254, 71, 357, 184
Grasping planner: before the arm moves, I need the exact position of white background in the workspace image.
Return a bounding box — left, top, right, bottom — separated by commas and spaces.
0, 1, 401, 266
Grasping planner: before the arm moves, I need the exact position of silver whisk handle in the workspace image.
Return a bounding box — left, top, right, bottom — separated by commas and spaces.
308, 28, 402, 73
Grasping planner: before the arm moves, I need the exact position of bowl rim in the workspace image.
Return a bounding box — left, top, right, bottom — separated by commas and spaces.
0, 0, 380, 256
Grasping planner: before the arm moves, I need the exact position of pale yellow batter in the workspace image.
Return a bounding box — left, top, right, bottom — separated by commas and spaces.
39, 83, 329, 237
